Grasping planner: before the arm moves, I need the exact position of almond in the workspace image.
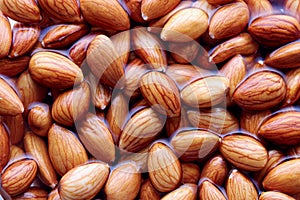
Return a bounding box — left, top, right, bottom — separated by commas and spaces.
48, 124, 88, 176
264, 41, 300, 69
59, 162, 110, 200
0, 56, 29, 77
247, 0, 273, 19
220, 134, 268, 171
209, 1, 249, 40
119, 146, 149, 172
161, 184, 197, 200
201, 154, 229, 186
141, 0, 181, 21
80, 0, 130, 31
148, 142, 182, 192
192, 0, 218, 16
38, 0, 81, 23
240, 109, 271, 135
119, 107, 165, 152
42, 24, 89, 49
0, 77, 24, 116
24, 131, 58, 188
29, 52, 83, 89
51, 81, 90, 126
161, 8, 208, 42
9, 23, 40, 58
226, 169, 258, 200
182, 163, 201, 184
199, 181, 227, 200
77, 113, 115, 163
263, 159, 300, 195
0, 11, 11, 59
104, 162, 141, 200
259, 191, 296, 200
257, 110, 300, 146
139, 179, 160, 200
0, 122, 9, 171
281, 67, 300, 107
48, 188, 60, 200
87, 34, 125, 88
169, 41, 200, 63
124, 0, 145, 23
132, 28, 167, 71
140, 71, 181, 117
165, 107, 190, 137
111, 30, 131, 67
232, 70, 286, 110
285, 0, 300, 21
0, 0, 41, 23
13, 187, 48, 200
8, 145, 25, 163
2, 113, 24, 144
180, 76, 229, 108
248, 14, 300, 47
2, 159, 38, 196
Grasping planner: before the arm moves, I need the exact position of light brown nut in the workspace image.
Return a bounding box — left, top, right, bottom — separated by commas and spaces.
140, 71, 181, 117
38, 0, 81, 23
48, 188, 60, 200
139, 179, 160, 200
141, 0, 180, 21
209, 33, 259, 64
209, 1, 249, 40
220, 134, 268, 171
248, 15, 300, 47
0, 56, 29, 77
48, 124, 88, 176
148, 142, 182, 192
132, 28, 167, 71
80, 0, 130, 31
2, 159, 38, 196
259, 191, 296, 200
192, 0, 218, 16
281, 67, 300, 107
180, 76, 229, 108
24, 131, 58, 188
264, 41, 300, 69
2, 113, 24, 144
199, 180, 227, 200
87, 34, 125, 88
59, 162, 110, 200
263, 159, 300, 195
232, 70, 286, 110
240, 109, 271, 135
78, 113, 115, 163
285, 0, 300, 21
119, 107, 165, 152
111, 30, 131, 67
170, 129, 220, 162
124, 0, 146, 23
161, 184, 197, 200
9, 23, 40, 58
169, 41, 200, 63
28, 103, 52, 137
226, 169, 258, 200
42, 24, 89, 49
257, 110, 300, 146
201, 154, 229, 185
51, 81, 90, 126
0, 122, 9, 171
187, 108, 239, 135
13, 187, 48, 200
0, 0, 41, 23
182, 163, 201, 184
119, 146, 149, 172
29, 52, 83, 89
247, 0, 273, 19
165, 107, 190, 137
8, 145, 25, 163
104, 162, 141, 200
161, 8, 208, 42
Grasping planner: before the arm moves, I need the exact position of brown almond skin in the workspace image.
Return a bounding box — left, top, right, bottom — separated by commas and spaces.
42, 24, 89, 49
240, 109, 271, 135
0, 0, 41, 23
48, 188, 60, 200
264, 41, 300, 69
78, 113, 115, 163
38, 0, 81, 23
48, 124, 88, 176
59, 162, 110, 200
0, 122, 9, 171
119, 146, 149, 172
9, 23, 40, 58
104, 162, 141, 200
51, 81, 90, 126
140, 71, 181, 117
260, 191, 296, 200
80, 0, 130, 31
2, 159, 38, 196
29, 52, 83, 89
161, 184, 197, 200
209, 1, 249, 40
148, 142, 182, 192
13, 187, 48, 200
232, 70, 286, 110
285, 0, 300, 21
2, 113, 24, 144
281, 68, 300, 107
24, 131, 58, 188
0, 11, 11, 59
247, 0, 273, 19
263, 159, 300, 195
165, 107, 190, 137
182, 163, 201, 184
0, 56, 29, 77
220, 134, 268, 171
169, 41, 200, 64
201, 154, 229, 186
111, 30, 131, 67
124, 0, 145, 23
199, 181, 227, 200
226, 169, 258, 200
139, 179, 160, 200
248, 15, 300, 47
257, 111, 300, 146
9, 145, 25, 163
170, 129, 220, 162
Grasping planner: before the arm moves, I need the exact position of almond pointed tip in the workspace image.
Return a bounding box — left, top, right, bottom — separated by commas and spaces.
141, 13, 148, 21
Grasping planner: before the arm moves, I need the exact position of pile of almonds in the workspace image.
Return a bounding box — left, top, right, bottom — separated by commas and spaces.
0, 0, 299, 199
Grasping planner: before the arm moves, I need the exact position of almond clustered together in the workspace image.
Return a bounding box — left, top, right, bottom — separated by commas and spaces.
0, 0, 299, 200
